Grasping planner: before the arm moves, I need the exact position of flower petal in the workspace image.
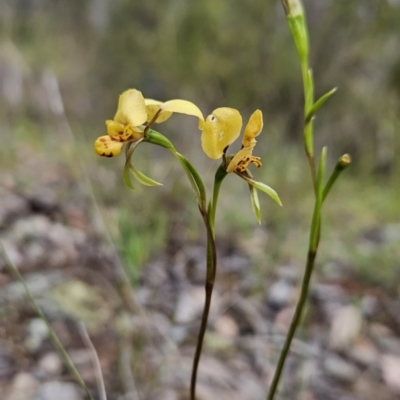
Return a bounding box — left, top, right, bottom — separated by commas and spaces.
227, 147, 251, 173
145, 99, 172, 123
114, 89, 148, 127
201, 107, 242, 159
94, 135, 124, 157
106, 120, 124, 136
242, 109, 263, 147
161, 99, 204, 121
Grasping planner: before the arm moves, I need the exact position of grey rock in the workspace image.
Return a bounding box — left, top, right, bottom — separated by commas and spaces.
25, 318, 49, 352
275, 265, 299, 282
174, 286, 220, 324
35, 382, 83, 400
267, 279, 295, 309
6, 372, 38, 400
360, 295, 380, 317
0, 192, 29, 226
38, 352, 62, 376
323, 355, 359, 383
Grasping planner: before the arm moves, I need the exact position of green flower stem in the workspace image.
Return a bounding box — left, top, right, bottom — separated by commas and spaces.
190, 165, 227, 400
266, 248, 317, 400
266, 137, 326, 400
0, 242, 95, 400
267, 149, 325, 400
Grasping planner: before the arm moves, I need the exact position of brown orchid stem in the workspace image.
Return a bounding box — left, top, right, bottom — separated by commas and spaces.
190, 165, 227, 400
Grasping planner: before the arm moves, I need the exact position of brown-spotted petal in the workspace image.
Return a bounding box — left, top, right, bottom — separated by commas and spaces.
94, 135, 124, 157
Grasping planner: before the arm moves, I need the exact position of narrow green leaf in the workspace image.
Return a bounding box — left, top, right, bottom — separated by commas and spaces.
174, 152, 207, 208
249, 184, 262, 224
239, 174, 282, 206
306, 87, 337, 124
123, 160, 135, 190
130, 163, 162, 187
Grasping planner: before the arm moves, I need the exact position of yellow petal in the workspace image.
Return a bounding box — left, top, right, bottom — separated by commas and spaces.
161, 99, 204, 121
114, 89, 148, 127
120, 124, 144, 141
106, 120, 124, 136
145, 99, 172, 123
201, 107, 242, 159
242, 109, 263, 147
94, 135, 124, 157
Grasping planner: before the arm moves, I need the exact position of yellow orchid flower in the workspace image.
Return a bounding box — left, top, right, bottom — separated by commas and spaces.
201, 107, 264, 173
95, 89, 204, 157
226, 109, 263, 173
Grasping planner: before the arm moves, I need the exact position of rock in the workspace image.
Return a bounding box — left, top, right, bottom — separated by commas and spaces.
360, 295, 380, 318
25, 318, 49, 352
38, 352, 63, 376
275, 265, 299, 282
349, 338, 380, 367
214, 315, 239, 339
35, 382, 83, 400
381, 355, 400, 393
154, 390, 178, 400
0, 192, 29, 227
174, 286, 220, 324
369, 323, 394, 338
312, 283, 349, 305
220, 255, 248, 275
170, 325, 188, 343
354, 374, 393, 400
6, 372, 39, 400
230, 294, 270, 335
377, 336, 400, 355
323, 355, 359, 383
267, 280, 295, 310
329, 305, 362, 351
0, 349, 13, 379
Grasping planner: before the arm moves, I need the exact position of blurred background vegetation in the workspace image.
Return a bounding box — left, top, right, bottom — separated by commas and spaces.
1, 0, 399, 290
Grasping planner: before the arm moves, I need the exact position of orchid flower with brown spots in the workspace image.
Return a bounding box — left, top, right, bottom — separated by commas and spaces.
95, 89, 204, 157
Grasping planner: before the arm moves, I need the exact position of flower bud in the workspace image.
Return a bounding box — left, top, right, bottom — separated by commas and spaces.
281, 0, 304, 17
337, 154, 352, 170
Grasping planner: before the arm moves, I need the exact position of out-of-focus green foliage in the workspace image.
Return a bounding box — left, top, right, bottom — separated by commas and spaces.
1, 0, 400, 173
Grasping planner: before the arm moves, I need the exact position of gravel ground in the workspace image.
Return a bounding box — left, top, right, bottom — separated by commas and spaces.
1, 160, 400, 400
